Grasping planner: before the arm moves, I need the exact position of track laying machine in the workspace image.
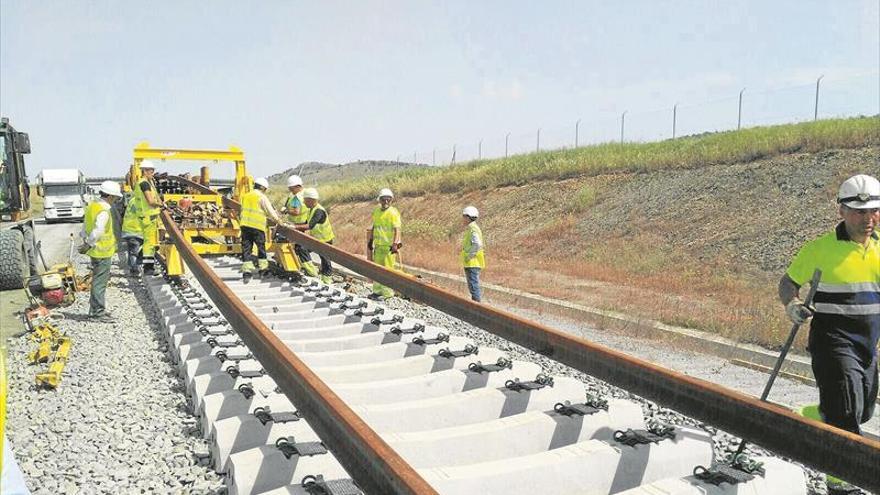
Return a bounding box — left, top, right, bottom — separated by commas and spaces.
128, 142, 304, 278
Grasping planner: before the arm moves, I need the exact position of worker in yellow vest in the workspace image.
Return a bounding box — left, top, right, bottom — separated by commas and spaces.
294, 188, 335, 284
239, 177, 283, 282
280, 174, 318, 277
122, 160, 163, 276
79, 181, 122, 322
461, 206, 486, 302
367, 188, 401, 300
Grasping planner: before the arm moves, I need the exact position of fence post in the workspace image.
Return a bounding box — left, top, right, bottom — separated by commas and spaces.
575, 119, 581, 148
620, 111, 627, 143
452, 145, 456, 165
478, 139, 482, 160
413, 152, 417, 165
672, 103, 678, 139
505, 132, 511, 158
536, 128, 541, 152
814, 75, 824, 121
737, 88, 745, 130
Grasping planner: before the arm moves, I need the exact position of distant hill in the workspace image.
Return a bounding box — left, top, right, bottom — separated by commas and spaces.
268, 160, 427, 186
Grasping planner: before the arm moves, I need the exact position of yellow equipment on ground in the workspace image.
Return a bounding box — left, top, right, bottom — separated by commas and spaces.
129, 142, 302, 277
26, 319, 72, 389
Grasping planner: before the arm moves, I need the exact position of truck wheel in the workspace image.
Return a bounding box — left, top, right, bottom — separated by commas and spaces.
0, 229, 28, 290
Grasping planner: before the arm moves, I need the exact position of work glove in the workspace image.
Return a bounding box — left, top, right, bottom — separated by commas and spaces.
390, 243, 400, 254
366, 240, 373, 252
785, 298, 814, 325
78, 243, 90, 255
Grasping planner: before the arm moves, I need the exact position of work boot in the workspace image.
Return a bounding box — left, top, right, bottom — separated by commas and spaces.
320, 274, 332, 284
93, 313, 116, 323
242, 272, 253, 284
827, 479, 864, 495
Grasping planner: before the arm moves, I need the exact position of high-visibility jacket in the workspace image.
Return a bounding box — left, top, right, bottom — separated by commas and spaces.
122, 179, 158, 235
239, 190, 268, 230
308, 203, 335, 243
371, 206, 401, 247
84, 201, 116, 259
786, 222, 880, 364
285, 193, 310, 224
460, 222, 486, 269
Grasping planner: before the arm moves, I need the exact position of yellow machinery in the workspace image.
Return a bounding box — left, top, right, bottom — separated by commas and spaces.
129, 142, 302, 276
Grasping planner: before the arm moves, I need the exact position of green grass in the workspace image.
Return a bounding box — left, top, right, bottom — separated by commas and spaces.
318, 116, 879, 203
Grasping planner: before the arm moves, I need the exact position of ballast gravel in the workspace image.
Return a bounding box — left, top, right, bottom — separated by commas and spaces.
4, 263, 223, 494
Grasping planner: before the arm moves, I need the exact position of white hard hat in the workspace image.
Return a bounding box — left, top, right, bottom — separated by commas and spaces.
287, 175, 303, 188
99, 180, 122, 197
378, 188, 394, 199
303, 187, 319, 200
462, 206, 479, 218
254, 177, 270, 190
838, 174, 880, 209
140, 160, 155, 170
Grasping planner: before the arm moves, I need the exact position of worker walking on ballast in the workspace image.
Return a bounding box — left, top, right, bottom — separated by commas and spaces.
779, 174, 879, 494
294, 188, 335, 284
461, 206, 486, 302
280, 174, 319, 277
239, 177, 283, 282
79, 181, 123, 323
367, 188, 402, 300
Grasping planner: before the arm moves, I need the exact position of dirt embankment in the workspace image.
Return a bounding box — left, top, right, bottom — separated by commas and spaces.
326, 146, 879, 348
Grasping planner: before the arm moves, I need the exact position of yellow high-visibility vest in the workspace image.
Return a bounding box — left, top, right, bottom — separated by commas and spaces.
286, 193, 310, 224
308, 203, 335, 243
84, 201, 116, 259
371, 206, 401, 247
460, 222, 486, 268
239, 190, 268, 230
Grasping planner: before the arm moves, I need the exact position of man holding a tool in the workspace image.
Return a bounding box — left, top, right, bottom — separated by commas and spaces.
779, 174, 879, 442
239, 177, 283, 282
79, 181, 123, 323
294, 188, 335, 284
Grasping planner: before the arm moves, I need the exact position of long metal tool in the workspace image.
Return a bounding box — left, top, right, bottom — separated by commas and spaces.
733, 268, 821, 457
166, 173, 880, 491
160, 211, 437, 495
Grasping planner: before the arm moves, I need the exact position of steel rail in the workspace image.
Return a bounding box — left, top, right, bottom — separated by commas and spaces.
166, 174, 880, 490
160, 210, 438, 495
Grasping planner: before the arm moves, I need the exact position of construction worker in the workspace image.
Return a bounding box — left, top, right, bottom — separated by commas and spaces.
779, 174, 879, 493
79, 181, 122, 322
294, 188, 335, 284
124, 160, 162, 276
239, 177, 283, 282
280, 175, 318, 277
367, 188, 401, 299
461, 206, 486, 302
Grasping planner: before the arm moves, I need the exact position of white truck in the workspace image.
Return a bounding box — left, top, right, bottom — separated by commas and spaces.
37, 168, 87, 223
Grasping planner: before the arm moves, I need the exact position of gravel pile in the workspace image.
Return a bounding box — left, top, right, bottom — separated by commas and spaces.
5, 263, 223, 494
344, 278, 831, 494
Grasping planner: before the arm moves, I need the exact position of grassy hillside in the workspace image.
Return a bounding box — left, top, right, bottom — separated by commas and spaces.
321, 116, 879, 203
268, 160, 427, 188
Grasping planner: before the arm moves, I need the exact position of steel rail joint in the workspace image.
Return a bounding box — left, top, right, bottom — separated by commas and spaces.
165, 174, 879, 490
160, 210, 437, 495
275, 225, 880, 491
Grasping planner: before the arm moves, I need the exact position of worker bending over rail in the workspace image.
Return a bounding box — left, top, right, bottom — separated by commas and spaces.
367, 188, 402, 300
779, 174, 879, 495
294, 188, 335, 284
461, 206, 486, 302
281, 175, 319, 277
239, 177, 283, 282
79, 181, 123, 322
121, 160, 162, 277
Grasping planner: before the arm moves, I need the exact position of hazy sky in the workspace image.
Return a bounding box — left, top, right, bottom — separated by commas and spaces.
1, 1, 878, 178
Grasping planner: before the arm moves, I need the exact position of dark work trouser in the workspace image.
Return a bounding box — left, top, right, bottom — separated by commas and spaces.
124, 236, 143, 274
240, 226, 266, 272
89, 257, 112, 317
318, 240, 333, 276
811, 345, 879, 435
465, 267, 482, 302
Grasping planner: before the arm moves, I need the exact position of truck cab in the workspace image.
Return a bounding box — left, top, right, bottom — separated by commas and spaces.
37, 169, 86, 223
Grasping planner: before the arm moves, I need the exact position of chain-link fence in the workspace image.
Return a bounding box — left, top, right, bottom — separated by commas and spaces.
395, 72, 878, 167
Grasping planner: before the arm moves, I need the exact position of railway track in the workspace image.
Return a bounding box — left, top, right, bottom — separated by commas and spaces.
146, 177, 879, 494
